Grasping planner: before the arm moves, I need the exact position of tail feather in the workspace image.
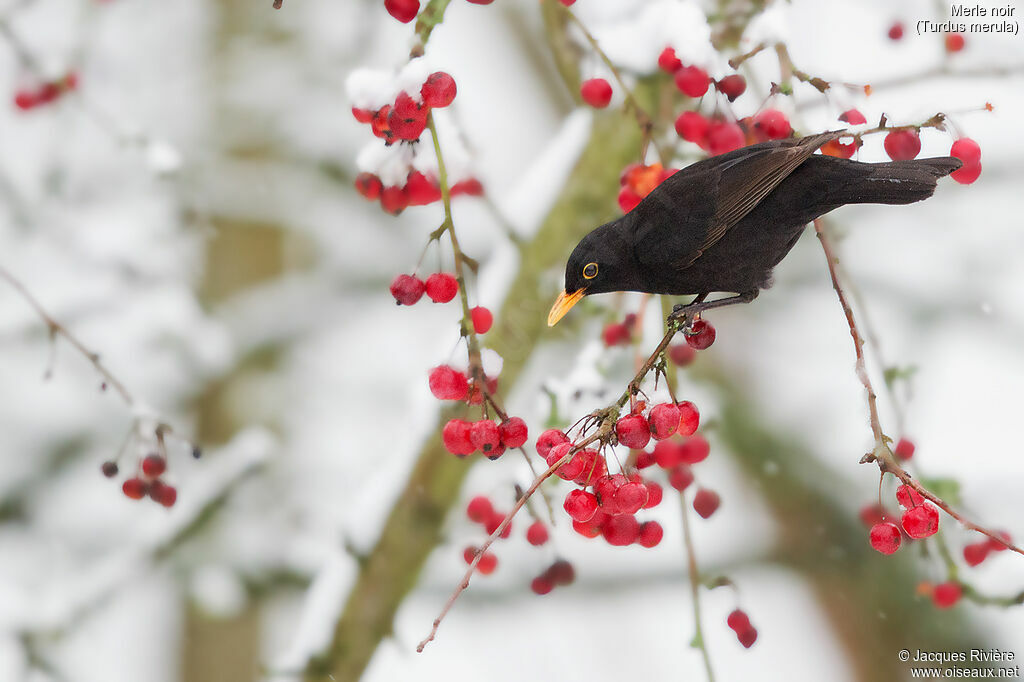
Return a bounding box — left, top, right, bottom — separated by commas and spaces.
825, 156, 962, 205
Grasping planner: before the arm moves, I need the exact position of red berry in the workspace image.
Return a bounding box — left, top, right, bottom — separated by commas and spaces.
466, 0, 494, 4
484, 511, 512, 538
14, 90, 39, 110
470, 420, 502, 455
679, 434, 710, 464
951, 161, 982, 185
987, 531, 1012, 552
692, 488, 720, 519
536, 429, 569, 458
548, 559, 575, 585
558, 0, 575, 5
653, 440, 683, 469
421, 71, 457, 108
442, 418, 475, 456
531, 575, 554, 595
643, 482, 663, 509
883, 129, 921, 161
354, 172, 383, 200
617, 186, 642, 213
424, 273, 458, 303
616, 414, 651, 449
388, 111, 428, 143
944, 32, 965, 53
428, 366, 469, 401
839, 109, 867, 125
685, 319, 716, 349
572, 449, 606, 486
602, 322, 632, 347
649, 403, 681, 440
142, 454, 167, 478
393, 92, 427, 122
384, 0, 419, 22
963, 541, 990, 567
716, 74, 746, 102
464, 546, 498, 573
858, 503, 887, 528
122, 477, 147, 500
895, 484, 924, 510
470, 306, 493, 334
380, 185, 409, 215
726, 609, 751, 632
893, 437, 916, 461
737, 627, 758, 648
637, 520, 664, 548
950, 138, 981, 166
707, 119, 746, 154
573, 518, 602, 538
149, 481, 177, 507
101, 461, 119, 477
636, 450, 656, 469
668, 343, 697, 366
564, 489, 599, 523
499, 417, 529, 449
526, 520, 549, 546
821, 138, 859, 159
602, 514, 640, 546
901, 503, 939, 539
674, 111, 709, 144
580, 78, 613, 109
351, 107, 375, 123
674, 65, 710, 97
389, 274, 425, 305
676, 401, 700, 436
658, 47, 682, 72
451, 177, 484, 196
466, 495, 493, 523
404, 170, 441, 204
888, 22, 904, 40
869, 521, 902, 555
753, 109, 791, 140
932, 581, 962, 608
613, 481, 649, 515
668, 464, 695, 491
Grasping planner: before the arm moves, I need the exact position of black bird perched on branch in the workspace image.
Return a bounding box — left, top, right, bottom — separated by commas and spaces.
548, 131, 961, 326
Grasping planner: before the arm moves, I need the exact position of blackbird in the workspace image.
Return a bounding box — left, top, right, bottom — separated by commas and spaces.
548, 131, 962, 326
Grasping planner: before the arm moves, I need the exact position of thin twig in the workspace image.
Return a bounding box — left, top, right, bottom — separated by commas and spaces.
681, 489, 716, 682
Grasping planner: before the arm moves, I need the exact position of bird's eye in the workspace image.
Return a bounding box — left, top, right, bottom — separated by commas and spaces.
583, 262, 598, 279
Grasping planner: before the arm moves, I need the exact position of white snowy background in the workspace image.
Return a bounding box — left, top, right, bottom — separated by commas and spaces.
1, 0, 1022, 680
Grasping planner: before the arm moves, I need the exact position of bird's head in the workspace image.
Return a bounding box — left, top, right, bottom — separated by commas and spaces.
547, 222, 639, 326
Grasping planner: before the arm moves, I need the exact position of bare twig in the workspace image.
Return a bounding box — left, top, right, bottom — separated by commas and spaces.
681, 489, 716, 682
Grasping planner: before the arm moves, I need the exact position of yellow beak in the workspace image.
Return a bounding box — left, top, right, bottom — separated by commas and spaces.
547, 288, 586, 327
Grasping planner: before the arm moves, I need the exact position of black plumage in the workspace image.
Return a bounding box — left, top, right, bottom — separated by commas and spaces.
548, 132, 962, 325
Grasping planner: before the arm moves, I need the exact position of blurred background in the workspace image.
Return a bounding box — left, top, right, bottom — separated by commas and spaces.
1, 0, 1023, 680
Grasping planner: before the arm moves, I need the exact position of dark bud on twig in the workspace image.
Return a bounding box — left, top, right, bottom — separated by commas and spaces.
101, 461, 119, 478
192, 445, 203, 459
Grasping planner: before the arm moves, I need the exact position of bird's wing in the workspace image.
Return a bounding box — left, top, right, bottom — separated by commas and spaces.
633, 132, 841, 270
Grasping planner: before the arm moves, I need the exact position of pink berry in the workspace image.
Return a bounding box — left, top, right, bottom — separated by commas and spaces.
470, 420, 502, 455
484, 511, 512, 538
685, 319, 716, 349
564, 489, 599, 523
389, 274, 424, 305
888, 22, 904, 40
901, 503, 939, 539
653, 441, 682, 468
149, 481, 177, 507
951, 162, 982, 185
142, 454, 166, 478
421, 72, 457, 108
963, 541, 990, 567
379, 186, 409, 215
945, 32, 965, 53
932, 581, 962, 608
466, 495, 493, 523
706, 121, 745, 155
499, 417, 529, 449
580, 78, 613, 108
384, 0, 419, 23
122, 478, 147, 500
428, 365, 469, 401
674, 65, 710, 98
13, 90, 39, 110
895, 484, 924, 510
668, 465, 695, 491
470, 306, 493, 334
883, 129, 921, 161
548, 559, 575, 585
635, 450, 656, 469
893, 437, 916, 461
613, 481, 649, 515
676, 401, 700, 436
859, 503, 887, 528
839, 109, 867, 125
442, 419, 475, 456
616, 414, 651, 449
352, 107, 375, 123
692, 488, 720, 519
617, 186, 642, 214
531, 575, 554, 594
987, 531, 1012, 552
602, 322, 632, 347
535, 429, 569, 458
737, 627, 758, 648
679, 434, 710, 464
451, 178, 484, 196
869, 521, 902, 555
658, 47, 682, 72
668, 343, 697, 367
716, 74, 746, 102
404, 171, 441, 204
602, 514, 640, 546
526, 520, 549, 546
675, 111, 709, 144
753, 109, 791, 140
648, 403, 681, 440
638, 520, 664, 547
425, 273, 458, 303
950, 138, 981, 166
355, 172, 383, 200
727, 609, 751, 632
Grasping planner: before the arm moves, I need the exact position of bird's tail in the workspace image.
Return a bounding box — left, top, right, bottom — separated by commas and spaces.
823, 156, 962, 205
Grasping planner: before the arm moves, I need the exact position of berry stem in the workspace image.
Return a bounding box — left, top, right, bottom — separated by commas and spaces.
681, 488, 716, 682
413, 0, 452, 55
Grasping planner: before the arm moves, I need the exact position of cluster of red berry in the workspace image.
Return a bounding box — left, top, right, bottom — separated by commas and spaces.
868, 483, 940, 556
103, 454, 177, 508
13, 72, 78, 111
390, 272, 458, 305
443, 415, 525, 460
616, 163, 678, 213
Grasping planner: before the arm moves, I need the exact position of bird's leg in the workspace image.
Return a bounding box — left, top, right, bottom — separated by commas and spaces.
669, 290, 759, 322
671, 292, 708, 317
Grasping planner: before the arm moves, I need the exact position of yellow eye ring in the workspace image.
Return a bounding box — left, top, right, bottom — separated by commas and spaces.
583, 262, 598, 279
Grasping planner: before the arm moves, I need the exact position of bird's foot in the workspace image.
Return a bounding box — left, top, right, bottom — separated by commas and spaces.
668, 290, 760, 323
